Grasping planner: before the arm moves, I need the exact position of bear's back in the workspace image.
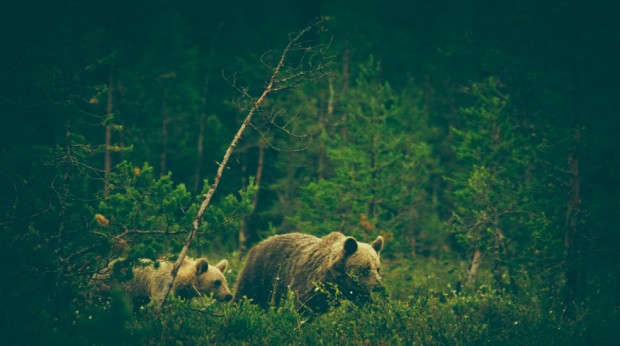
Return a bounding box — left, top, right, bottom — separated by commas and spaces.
233, 232, 349, 308
233, 233, 323, 306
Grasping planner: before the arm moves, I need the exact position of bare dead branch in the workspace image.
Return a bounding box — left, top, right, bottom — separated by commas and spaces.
155, 19, 329, 310
456, 209, 538, 236
0, 195, 52, 226
62, 245, 104, 264
248, 123, 311, 152
256, 106, 312, 139
116, 228, 185, 239
260, 50, 279, 69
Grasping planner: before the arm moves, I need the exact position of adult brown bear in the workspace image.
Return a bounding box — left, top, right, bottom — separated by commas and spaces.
233, 232, 385, 313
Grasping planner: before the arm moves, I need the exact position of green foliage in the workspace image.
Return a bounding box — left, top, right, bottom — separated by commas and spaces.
287, 60, 443, 255
0, 130, 119, 344
49, 258, 618, 345
69, 287, 142, 345
194, 177, 258, 253
96, 161, 192, 260
0, 147, 255, 344
448, 78, 548, 290
92, 161, 256, 263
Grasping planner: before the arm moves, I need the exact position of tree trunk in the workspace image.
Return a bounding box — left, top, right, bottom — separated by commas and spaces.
341, 37, 349, 140
492, 212, 504, 290
117, 79, 125, 159
405, 144, 417, 257
194, 76, 209, 194
254, 140, 265, 210
327, 77, 335, 119
342, 36, 350, 93
55, 120, 72, 319
239, 152, 248, 249
318, 77, 334, 181
239, 140, 265, 250
467, 248, 483, 285
424, 73, 431, 115
368, 133, 380, 218
194, 113, 206, 193
563, 127, 583, 312
160, 87, 169, 177
103, 72, 114, 197
409, 236, 416, 258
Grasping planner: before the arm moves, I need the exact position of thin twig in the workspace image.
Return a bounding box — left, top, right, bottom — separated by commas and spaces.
248, 123, 312, 152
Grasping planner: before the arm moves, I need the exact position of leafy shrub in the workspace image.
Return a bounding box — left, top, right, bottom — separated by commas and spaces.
62, 257, 618, 345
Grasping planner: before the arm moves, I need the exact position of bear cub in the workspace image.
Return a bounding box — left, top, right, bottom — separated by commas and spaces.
94, 256, 232, 308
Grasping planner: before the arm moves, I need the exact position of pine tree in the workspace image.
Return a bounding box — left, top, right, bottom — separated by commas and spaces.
449, 77, 539, 290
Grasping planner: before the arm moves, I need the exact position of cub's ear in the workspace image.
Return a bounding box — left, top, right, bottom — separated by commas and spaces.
196, 258, 209, 275
344, 237, 358, 257
371, 236, 384, 254
215, 259, 229, 273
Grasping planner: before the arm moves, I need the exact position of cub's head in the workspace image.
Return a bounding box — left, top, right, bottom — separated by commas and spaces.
186, 258, 233, 302
334, 235, 385, 301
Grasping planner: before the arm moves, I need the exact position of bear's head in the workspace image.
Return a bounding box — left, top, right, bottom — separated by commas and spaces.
330, 235, 385, 302
179, 258, 233, 302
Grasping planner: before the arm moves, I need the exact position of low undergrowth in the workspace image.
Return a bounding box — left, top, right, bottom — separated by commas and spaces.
63, 286, 617, 345
50, 257, 619, 345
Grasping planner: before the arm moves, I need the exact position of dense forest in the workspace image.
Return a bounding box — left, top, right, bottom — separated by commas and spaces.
1, 0, 619, 344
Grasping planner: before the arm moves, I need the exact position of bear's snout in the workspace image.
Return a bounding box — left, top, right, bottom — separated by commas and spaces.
222, 293, 233, 302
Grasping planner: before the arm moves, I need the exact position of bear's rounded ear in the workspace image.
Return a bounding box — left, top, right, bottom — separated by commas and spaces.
215, 259, 229, 273
196, 258, 209, 275
344, 237, 358, 257
371, 236, 384, 254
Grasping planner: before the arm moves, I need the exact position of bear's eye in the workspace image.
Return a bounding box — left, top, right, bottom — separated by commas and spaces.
377, 268, 380, 274
214, 280, 222, 287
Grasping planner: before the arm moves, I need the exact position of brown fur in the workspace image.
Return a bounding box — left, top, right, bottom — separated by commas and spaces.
233, 232, 384, 312
94, 257, 232, 306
